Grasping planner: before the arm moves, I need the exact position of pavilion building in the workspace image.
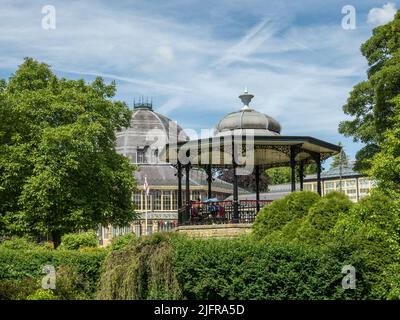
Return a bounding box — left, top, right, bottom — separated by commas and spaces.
227, 162, 375, 203
98, 101, 235, 245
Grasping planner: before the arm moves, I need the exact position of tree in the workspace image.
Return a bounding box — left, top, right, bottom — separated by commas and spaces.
330, 142, 349, 169
368, 98, 400, 195
339, 11, 400, 172
265, 164, 317, 185
0, 58, 137, 247
265, 167, 291, 185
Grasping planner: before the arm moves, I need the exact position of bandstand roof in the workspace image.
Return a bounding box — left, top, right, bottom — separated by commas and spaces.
161, 134, 341, 168
160, 89, 341, 168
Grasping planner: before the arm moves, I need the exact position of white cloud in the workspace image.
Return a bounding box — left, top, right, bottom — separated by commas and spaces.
367, 3, 397, 25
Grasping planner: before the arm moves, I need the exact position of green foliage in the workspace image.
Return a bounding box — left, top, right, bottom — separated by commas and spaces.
339, 11, 400, 171
59, 231, 98, 250
330, 143, 350, 169
252, 191, 320, 239
330, 190, 400, 299
0, 58, 137, 246
266, 165, 316, 185
0, 278, 38, 300
98, 233, 368, 300
0, 244, 107, 299
254, 192, 353, 245
97, 233, 182, 300
0, 237, 40, 250
294, 192, 353, 245
27, 289, 57, 300
110, 232, 136, 251
369, 100, 400, 195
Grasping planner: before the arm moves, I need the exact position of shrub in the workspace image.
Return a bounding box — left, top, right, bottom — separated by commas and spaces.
97, 233, 181, 300
27, 289, 57, 300
0, 237, 40, 250
0, 278, 39, 300
294, 192, 354, 245
0, 245, 107, 299
331, 190, 400, 299
252, 191, 320, 239
59, 231, 98, 250
110, 233, 136, 251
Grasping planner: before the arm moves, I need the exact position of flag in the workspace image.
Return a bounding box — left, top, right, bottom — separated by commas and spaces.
143, 176, 150, 196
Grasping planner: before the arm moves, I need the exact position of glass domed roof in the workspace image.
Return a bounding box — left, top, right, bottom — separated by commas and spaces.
214, 90, 281, 136
115, 102, 189, 164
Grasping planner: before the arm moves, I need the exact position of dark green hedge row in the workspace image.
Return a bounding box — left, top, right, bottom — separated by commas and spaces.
0, 246, 107, 299
97, 233, 368, 300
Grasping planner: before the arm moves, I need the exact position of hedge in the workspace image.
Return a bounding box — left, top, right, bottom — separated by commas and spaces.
97, 233, 367, 300
0, 243, 107, 300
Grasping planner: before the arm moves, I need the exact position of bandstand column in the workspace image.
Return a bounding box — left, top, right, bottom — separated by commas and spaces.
177, 161, 183, 209
316, 155, 322, 196
233, 161, 239, 223
185, 163, 191, 221
255, 165, 260, 213
299, 161, 304, 191
206, 165, 212, 199
231, 136, 239, 223
290, 146, 296, 192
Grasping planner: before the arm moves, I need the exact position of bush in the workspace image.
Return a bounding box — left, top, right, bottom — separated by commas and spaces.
27, 289, 57, 300
252, 191, 320, 239
59, 231, 98, 250
0, 237, 41, 250
330, 190, 400, 299
110, 233, 136, 251
294, 192, 354, 245
97, 233, 181, 300
0, 278, 39, 300
0, 244, 107, 300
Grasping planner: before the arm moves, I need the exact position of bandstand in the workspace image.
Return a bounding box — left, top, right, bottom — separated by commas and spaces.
161, 90, 341, 226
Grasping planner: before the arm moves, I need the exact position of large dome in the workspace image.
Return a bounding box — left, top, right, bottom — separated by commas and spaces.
215, 90, 281, 136
116, 102, 189, 164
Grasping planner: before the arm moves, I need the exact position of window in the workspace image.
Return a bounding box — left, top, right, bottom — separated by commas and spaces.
133, 192, 142, 210
325, 181, 334, 190
112, 225, 132, 237
153, 190, 162, 210
346, 179, 356, 187
303, 183, 314, 191
163, 191, 172, 211
137, 149, 145, 163
172, 190, 178, 210
147, 221, 153, 235
192, 190, 201, 201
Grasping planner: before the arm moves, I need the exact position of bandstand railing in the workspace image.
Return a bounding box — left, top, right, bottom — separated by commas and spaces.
178, 200, 272, 226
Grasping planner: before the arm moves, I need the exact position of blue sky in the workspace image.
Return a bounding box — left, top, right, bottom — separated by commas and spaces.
0, 0, 399, 166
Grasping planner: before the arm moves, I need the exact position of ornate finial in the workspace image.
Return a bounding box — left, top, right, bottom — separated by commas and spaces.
239, 88, 254, 110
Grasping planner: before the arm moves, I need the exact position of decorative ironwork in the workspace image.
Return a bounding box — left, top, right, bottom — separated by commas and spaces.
177, 200, 272, 226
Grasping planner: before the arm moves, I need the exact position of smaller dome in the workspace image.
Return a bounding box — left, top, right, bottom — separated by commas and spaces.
214, 89, 281, 136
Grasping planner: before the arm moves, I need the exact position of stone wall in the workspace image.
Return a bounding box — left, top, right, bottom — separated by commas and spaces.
175, 223, 252, 238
